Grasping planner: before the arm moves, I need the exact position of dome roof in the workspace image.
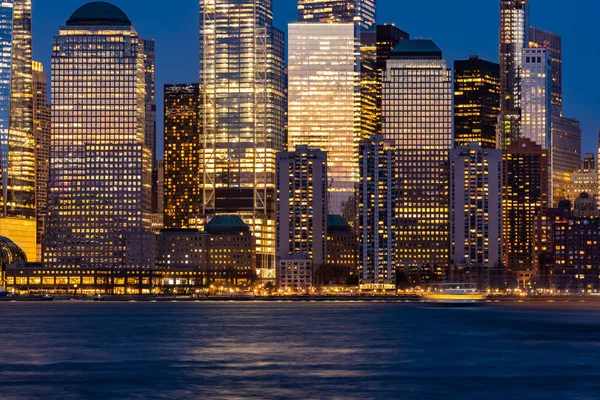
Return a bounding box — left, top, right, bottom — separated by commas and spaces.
327, 215, 352, 232
205, 215, 250, 235
0, 236, 27, 268
67, 2, 131, 26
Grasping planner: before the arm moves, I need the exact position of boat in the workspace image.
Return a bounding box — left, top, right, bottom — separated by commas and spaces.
422, 283, 486, 306
42, 294, 53, 301
93, 295, 105, 302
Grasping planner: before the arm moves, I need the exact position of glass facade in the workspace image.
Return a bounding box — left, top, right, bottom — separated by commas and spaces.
199, 0, 285, 274
521, 48, 552, 150
552, 115, 581, 207
288, 23, 358, 215
529, 27, 562, 116
44, 4, 152, 269
454, 56, 500, 149
297, 0, 376, 30
383, 40, 453, 283
143, 39, 157, 168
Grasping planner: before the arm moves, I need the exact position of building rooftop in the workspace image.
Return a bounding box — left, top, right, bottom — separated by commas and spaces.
0, 236, 27, 267
67, 2, 132, 26
205, 215, 250, 235
327, 215, 352, 232
391, 39, 442, 59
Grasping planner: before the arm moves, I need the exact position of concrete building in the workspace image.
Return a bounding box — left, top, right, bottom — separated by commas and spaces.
278, 253, 313, 293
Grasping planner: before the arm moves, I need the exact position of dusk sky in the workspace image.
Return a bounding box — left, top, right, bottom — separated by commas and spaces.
33, 0, 599, 155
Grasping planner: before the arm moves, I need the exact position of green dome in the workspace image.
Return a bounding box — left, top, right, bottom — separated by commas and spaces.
67, 2, 132, 26
205, 215, 249, 235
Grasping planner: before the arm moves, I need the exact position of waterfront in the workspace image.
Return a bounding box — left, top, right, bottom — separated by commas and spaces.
1, 302, 600, 399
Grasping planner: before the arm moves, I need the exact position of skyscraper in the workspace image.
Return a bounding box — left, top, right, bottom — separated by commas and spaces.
521, 48, 552, 150
32, 61, 50, 261
288, 23, 357, 214
499, 0, 529, 148
199, 0, 285, 275
529, 27, 562, 116
552, 115, 581, 206
44, 2, 152, 269
163, 84, 203, 229
383, 39, 453, 283
565, 154, 597, 204
454, 56, 500, 149
276, 146, 328, 267
143, 39, 157, 167
297, 0, 376, 30
0, 0, 36, 260
450, 144, 503, 283
358, 135, 396, 291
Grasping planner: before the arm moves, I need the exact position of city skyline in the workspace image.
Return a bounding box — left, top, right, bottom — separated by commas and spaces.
30, 0, 600, 156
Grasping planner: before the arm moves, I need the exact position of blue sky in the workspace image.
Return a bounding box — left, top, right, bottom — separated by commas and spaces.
33, 0, 599, 156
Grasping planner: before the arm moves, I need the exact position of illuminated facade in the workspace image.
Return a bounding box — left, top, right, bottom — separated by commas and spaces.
32, 61, 50, 262
521, 48, 552, 150
499, 0, 529, 148
297, 0, 376, 30
44, 3, 152, 269
383, 39, 452, 283
199, 0, 285, 275
454, 56, 500, 149
143, 39, 156, 167
359, 135, 396, 291
0, 235, 26, 285
565, 154, 598, 204
150, 160, 164, 234
163, 84, 203, 229
276, 146, 327, 266
503, 139, 549, 285
288, 23, 357, 214
552, 116, 581, 206
326, 214, 358, 285
450, 144, 503, 274
529, 27, 562, 116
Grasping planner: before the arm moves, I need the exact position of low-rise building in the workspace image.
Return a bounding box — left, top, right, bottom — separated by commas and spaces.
278, 253, 313, 293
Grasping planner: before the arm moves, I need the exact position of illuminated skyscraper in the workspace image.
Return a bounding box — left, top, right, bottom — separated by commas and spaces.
297, 0, 376, 30
552, 115, 581, 206
499, 0, 529, 148
32, 61, 50, 261
143, 39, 156, 167
358, 135, 396, 291
565, 154, 597, 204
529, 27, 562, 116
164, 84, 203, 229
383, 40, 452, 283
288, 23, 358, 214
454, 56, 500, 149
44, 2, 152, 269
199, 0, 285, 275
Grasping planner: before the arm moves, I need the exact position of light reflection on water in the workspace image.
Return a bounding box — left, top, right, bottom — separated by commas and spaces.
0, 302, 600, 399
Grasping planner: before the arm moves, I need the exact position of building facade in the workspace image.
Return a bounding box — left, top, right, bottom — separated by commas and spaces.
297, 0, 376, 30
521, 48, 552, 150
199, 0, 285, 275
529, 27, 562, 116
276, 146, 328, 267
358, 135, 396, 290
383, 39, 452, 283
552, 116, 581, 206
143, 39, 156, 167
324, 214, 358, 285
453, 56, 500, 149
163, 84, 203, 229
44, 3, 152, 269
565, 154, 598, 204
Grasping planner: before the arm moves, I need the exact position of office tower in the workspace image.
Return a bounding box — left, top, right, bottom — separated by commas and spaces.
503, 139, 549, 287
499, 0, 529, 148
0, 0, 36, 260
450, 144, 503, 284
521, 48, 552, 150
150, 160, 164, 234
32, 61, 50, 261
529, 27, 562, 116
565, 154, 598, 204
358, 135, 396, 291
361, 24, 409, 137
44, 3, 152, 269
199, 0, 285, 275
325, 214, 358, 285
552, 116, 581, 206
143, 39, 157, 167
383, 39, 452, 283
163, 84, 203, 229
288, 23, 357, 214
276, 146, 328, 267
454, 56, 501, 149
297, 0, 376, 30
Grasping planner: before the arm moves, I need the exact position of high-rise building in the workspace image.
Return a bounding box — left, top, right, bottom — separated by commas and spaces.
32, 61, 50, 262
565, 154, 598, 204
360, 25, 409, 137
454, 56, 500, 149
503, 139, 549, 287
450, 144, 503, 284
143, 39, 157, 168
0, 0, 36, 260
383, 39, 453, 283
276, 146, 328, 267
163, 84, 203, 229
44, 3, 153, 269
552, 116, 581, 206
521, 48, 552, 150
358, 135, 396, 291
499, 0, 529, 148
325, 214, 358, 285
529, 27, 562, 116
297, 0, 376, 30
199, 0, 285, 276
288, 23, 358, 214
150, 160, 164, 234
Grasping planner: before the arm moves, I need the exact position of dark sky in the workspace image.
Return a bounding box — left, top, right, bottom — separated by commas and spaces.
33, 0, 599, 157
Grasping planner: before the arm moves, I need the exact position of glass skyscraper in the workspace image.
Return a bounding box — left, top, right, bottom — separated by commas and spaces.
383, 40, 453, 283
552, 115, 581, 207
199, 0, 285, 275
529, 27, 562, 116
44, 3, 152, 269
297, 0, 376, 30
